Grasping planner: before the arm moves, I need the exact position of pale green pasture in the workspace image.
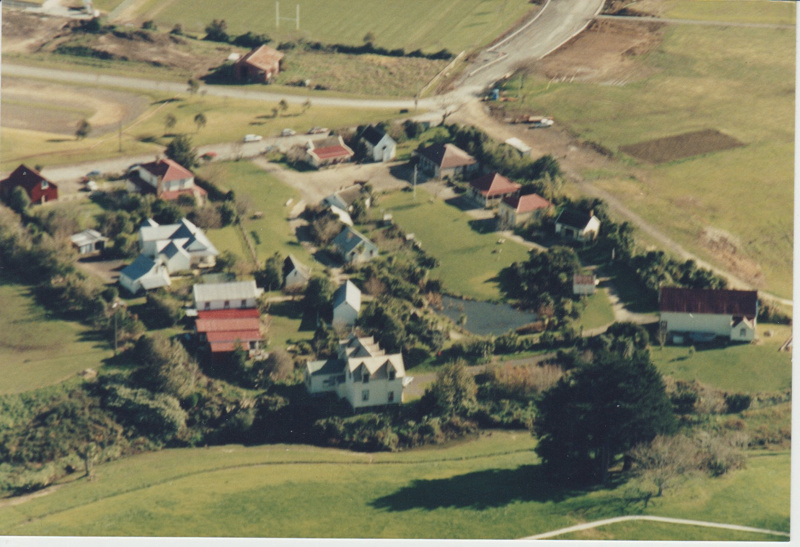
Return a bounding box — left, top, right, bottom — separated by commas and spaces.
378, 188, 531, 300
0, 432, 787, 540
645, 0, 796, 25
577, 289, 615, 330
125, 0, 534, 53
0, 281, 109, 394
516, 24, 794, 298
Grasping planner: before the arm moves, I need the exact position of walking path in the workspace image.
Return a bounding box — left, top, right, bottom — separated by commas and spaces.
521, 515, 790, 540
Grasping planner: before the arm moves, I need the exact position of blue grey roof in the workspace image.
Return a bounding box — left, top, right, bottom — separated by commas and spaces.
120, 255, 158, 281
306, 358, 346, 376
556, 209, 594, 230
333, 280, 361, 310
332, 227, 377, 256
361, 125, 386, 146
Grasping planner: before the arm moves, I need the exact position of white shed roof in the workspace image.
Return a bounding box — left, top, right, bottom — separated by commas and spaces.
193, 280, 259, 304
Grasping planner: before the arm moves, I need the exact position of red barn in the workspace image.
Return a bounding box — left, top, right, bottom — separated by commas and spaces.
0, 164, 58, 204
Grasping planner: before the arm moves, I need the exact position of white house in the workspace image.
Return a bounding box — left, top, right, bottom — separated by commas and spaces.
555, 209, 601, 242
332, 226, 379, 264
139, 218, 219, 271
305, 334, 412, 409
361, 125, 397, 162
193, 280, 262, 311
572, 274, 597, 296
119, 255, 171, 294
659, 287, 758, 343
283, 255, 311, 290
332, 280, 361, 330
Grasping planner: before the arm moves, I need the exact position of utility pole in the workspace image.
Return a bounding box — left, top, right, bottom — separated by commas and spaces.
111, 301, 119, 355
118, 121, 122, 152
413, 164, 417, 201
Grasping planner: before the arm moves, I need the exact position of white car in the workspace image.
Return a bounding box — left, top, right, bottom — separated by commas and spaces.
243, 134, 263, 142
281, 128, 296, 137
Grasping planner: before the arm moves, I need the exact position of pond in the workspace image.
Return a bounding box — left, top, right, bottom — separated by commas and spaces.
437, 295, 537, 337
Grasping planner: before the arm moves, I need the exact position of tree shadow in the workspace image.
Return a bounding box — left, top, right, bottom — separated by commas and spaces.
444, 195, 479, 212
467, 218, 497, 235
151, 98, 182, 105
388, 163, 414, 183
47, 138, 73, 143
371, 465, 584, 511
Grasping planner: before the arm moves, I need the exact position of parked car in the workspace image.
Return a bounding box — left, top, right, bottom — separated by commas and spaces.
83, 180, 98, 192
281, 128, 296, 137
307, 126, 328, 135
243, 134, 263, 142
86, 170, 101, 177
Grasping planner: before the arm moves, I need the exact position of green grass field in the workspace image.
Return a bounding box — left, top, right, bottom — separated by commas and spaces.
377, 188, 531, 300
0, 281, 110, 395
651, 323, 792, 393
0, 432, 787, 539
510, 23, 794, 298
121, 0, 534, 54
577, 289, 615, 330
1, 86, 398, 172
632, 0, 796, 25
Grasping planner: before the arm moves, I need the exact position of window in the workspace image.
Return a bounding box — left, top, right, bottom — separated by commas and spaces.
740, 328, 747, 337
388, 391, 394, 403
362, 371, 369, 383
388, 369, 396, 381
204, 302, 210, 310
223, 300, 230, 309
241, 299, 247, 307
362, 390, 369, 402
41, 180, 48, 189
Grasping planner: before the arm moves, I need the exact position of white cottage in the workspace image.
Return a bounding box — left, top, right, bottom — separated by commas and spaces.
305, 335, 412, 409
193, 280, 261, 311
555, 209, 601, 242
332, 280, 361, 330
361, 125, 397, 163
659, 287, 758, 343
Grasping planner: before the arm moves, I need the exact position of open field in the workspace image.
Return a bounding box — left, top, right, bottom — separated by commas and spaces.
651, 323, 792, 393
512, 21, 793, 298
377, 188, 531, 301
114, 0, 535, 54
197, 161, 316, 266
0, 281, 110, 395
628, 0, 796, 25
0, 431, 787, 539
1, 83, 398, 172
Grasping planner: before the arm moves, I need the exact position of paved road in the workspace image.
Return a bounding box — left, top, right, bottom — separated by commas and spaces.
521, 514, 790, 540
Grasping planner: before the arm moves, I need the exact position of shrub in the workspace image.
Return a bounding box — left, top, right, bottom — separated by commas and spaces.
724, 393, 752, 413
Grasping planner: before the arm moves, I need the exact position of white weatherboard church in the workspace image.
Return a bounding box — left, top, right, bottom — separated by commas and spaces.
659, 287, 758, 343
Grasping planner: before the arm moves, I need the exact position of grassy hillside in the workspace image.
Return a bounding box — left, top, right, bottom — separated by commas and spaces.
0, 281, 109, 395
117, 0, 535, 54
0, 432, 787, 539
511, 21, 794, 298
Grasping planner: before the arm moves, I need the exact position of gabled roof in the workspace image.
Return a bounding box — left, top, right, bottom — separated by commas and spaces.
333, 280, 361, 311
659, 287, 758, 317
417, 143, 476, 169
193, 280, 259, 304
1, 164, 57, 194
555, 209, 595, 230
346, 354, 406, 376
339, 335, 384, 359
308, 136, 354, 161
140, 218, 219, 258
196, 317, 261, 332
120, 255, 159, 281
237, 45, 284, 71
307, 358, 346, 376
361, 125, 389, 146
120, 255, 171, 289
502, 193, 552, 213
469, 172, 521, 198
283, 254, 311, 279
504, 137, 531, 155
332, 227, 376, 256
205, 329, 262, 343
160, 240, 189, 260
139, 158, 194, 182
70, 229, 107, 247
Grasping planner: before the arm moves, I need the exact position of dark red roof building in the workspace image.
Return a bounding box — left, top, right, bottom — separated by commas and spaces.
234, 45, 284, 83
194, 308, 263, 355
659, 287, 758, 317
304, 136, 354, 168
659, 287, 758, 343
128, 158, 207, 204
0, 164, 58, 204
468, 172, 521, 207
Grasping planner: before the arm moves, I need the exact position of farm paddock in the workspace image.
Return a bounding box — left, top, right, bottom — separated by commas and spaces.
620, 130, 744, 164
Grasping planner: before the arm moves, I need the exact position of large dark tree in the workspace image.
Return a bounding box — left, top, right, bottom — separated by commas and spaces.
164, 134, 197, 169
504, 246, 580, 306
533, 350, 676, 484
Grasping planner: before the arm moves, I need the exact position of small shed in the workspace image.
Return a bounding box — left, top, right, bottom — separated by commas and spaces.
70, 229, 108, 255
573, 274, 597, 296
504, 137, 532, 158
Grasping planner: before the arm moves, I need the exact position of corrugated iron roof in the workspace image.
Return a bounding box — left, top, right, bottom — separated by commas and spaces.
659, 287, 758, 316
502, 193, 552, 213
470, 172, 520, 197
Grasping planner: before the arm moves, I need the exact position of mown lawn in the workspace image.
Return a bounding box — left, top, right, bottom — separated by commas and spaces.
577, 289, 615, 330
650, 323, 792, 393
265, 299, 314, 350
510, 23, 794, 298
0, 281, 110, 395
377, 188, 531, 300
124, 0, 535, 53
0, 432, 787, 540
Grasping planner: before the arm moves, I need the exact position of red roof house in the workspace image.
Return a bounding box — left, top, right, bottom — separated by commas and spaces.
304, 136, 354, 168
0, 164, 58, 204
497, 193, 553, 229
195, 308, 263, 355
468, 172, 521, 208
234, 45, 284, 83
659, 287, 758, 343
128, 158, 207, 204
